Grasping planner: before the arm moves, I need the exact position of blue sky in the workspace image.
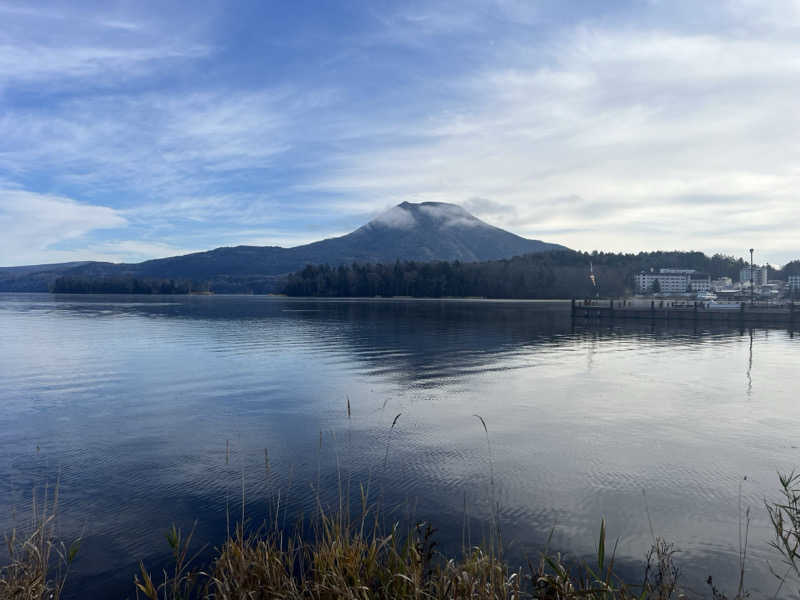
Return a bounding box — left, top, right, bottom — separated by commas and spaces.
1, 0, 799, 266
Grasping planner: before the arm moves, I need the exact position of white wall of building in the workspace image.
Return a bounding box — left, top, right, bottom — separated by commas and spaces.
690, 277, 712, 292
637, 268, 712, 294
740, 266, 768, 287
637, 272, 690, 293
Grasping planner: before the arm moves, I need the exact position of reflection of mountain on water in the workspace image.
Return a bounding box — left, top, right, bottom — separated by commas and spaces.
279, 300, 576, 384
198, 298, 767, 382
48, 296, 576, 382
43, 295, 768, 388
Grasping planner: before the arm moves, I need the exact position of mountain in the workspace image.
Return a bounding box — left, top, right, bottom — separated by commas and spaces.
0, 262, 94, 292
0, 202, 566, 292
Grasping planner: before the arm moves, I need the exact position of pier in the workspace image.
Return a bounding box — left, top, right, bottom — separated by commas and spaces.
571, 298, 798, 326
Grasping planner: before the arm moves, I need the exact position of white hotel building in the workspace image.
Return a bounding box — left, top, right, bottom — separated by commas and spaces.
740, 266, 768, 287
636, 269, 712, 294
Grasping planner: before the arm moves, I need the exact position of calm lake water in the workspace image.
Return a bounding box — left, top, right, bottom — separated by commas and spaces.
1, 293, 799, 598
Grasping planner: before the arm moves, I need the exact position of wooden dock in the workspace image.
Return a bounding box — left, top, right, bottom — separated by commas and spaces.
571, 298, 798, 326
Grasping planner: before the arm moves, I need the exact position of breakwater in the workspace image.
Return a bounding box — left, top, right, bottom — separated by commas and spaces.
572, 298, 799, 327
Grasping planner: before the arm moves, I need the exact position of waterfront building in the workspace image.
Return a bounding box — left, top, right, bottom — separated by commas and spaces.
637, 268, 710, 294
740, 266, 768, 287
689, 274, 712, 292
789, 274, 800, 291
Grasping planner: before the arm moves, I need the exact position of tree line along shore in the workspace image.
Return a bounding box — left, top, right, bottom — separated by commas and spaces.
45, 250, 800, 298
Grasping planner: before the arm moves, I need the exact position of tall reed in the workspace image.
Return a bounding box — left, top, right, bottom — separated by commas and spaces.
0, 484, 80, 600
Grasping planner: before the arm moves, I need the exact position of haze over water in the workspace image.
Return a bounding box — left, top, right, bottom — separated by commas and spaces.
1, 294, 798, 598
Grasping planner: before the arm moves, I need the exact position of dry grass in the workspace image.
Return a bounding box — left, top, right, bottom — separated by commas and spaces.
0, 485, 79, 600
131, 498, 686, 600
2, 468, 762, 599
0, 482, 750, 600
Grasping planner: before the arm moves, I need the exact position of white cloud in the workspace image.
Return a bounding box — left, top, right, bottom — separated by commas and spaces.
233, 231, 349, 248
0, 3, 209, 92
2, 240, 202, 265
725, 0, 800, 32
418, 203, 481, 228
369, 205, 417, 229
84, 240, 201, 263
0, 190, 126, 265
0, 89, 305, 200
0, 43, 207, 87
309, 21, 800, 264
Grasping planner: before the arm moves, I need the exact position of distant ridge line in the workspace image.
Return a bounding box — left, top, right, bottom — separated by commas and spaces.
0, 202, 566, 292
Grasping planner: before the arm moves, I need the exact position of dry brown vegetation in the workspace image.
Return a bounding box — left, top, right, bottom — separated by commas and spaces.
0, 484, 79, 600
133, 508, 683, 600
3, 473, 800, 599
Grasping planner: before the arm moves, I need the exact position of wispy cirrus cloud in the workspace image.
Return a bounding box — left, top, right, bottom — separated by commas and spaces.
0, 89, 313, 195
0, 43, 208, 87
0, 3, 210, 93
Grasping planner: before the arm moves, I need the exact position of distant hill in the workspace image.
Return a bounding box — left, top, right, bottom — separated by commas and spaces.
0, 262, 94, 292
0, 202, 566, 292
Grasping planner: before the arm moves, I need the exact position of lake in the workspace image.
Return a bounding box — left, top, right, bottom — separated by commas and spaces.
1, 293, 798, 598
